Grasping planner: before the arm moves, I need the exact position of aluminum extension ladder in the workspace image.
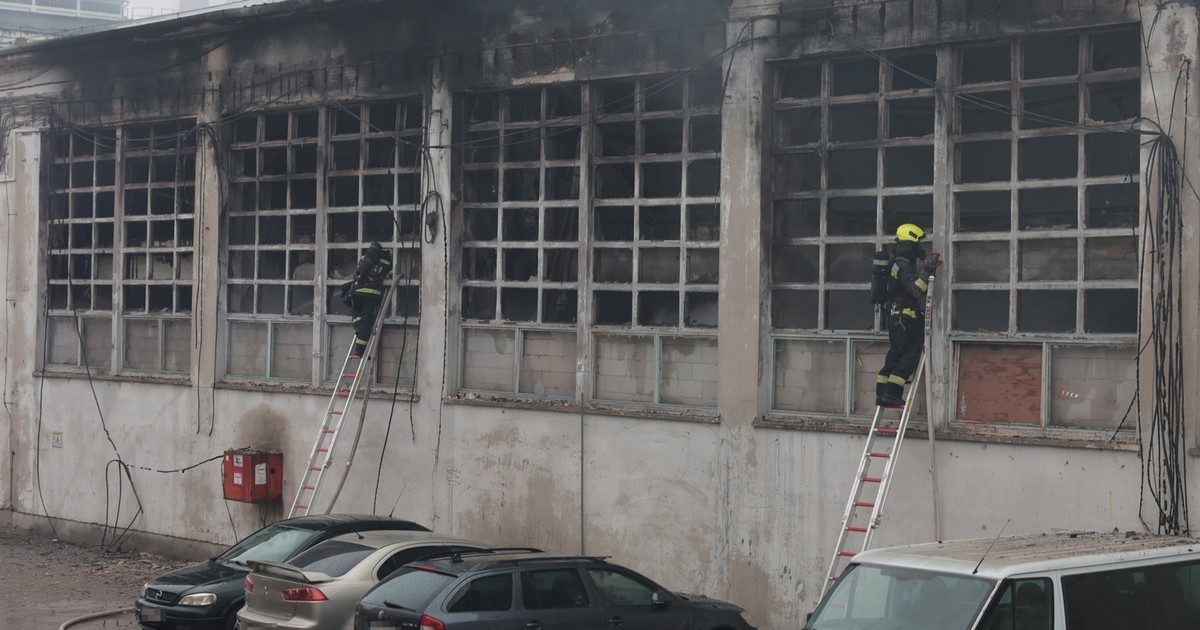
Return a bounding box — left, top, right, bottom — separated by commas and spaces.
287, 279, 396, 518
821, 266, 938, 595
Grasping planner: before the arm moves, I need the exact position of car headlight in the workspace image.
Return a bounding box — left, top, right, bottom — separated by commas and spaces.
739, 610, 757, 628
177, 593, 218, 607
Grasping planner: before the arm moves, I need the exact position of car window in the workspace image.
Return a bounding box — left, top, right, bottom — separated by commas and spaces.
362, 568, 456, 611
287, 540, 374, 577
447, 573, 514, 613
1064, 559, 1200, 628
378, 546, 449, 580
977, 578, 1053, 630
522, 569, 590, 610
219, 525, 318, 564
586, 569, 656, 606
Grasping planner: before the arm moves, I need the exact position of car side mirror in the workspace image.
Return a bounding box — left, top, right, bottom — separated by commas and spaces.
651, 590, 671, 607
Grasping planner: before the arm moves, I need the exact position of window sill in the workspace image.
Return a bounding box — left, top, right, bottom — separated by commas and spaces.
756, 413, 1138, 452
35, 369, 192, 387
444, 393, 721, 425
216, 379, 418, 402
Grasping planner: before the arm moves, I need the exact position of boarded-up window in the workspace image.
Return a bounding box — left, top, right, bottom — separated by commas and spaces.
956, 344, 1042, 424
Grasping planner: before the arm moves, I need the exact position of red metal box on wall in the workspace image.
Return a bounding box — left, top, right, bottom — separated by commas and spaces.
222, 449, 283, 503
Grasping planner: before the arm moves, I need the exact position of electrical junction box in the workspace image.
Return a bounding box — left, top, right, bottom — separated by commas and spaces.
223, 449, 283, 503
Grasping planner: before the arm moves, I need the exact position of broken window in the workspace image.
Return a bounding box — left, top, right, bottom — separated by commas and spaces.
45, 121, 195, 373
226, 102, 423, 386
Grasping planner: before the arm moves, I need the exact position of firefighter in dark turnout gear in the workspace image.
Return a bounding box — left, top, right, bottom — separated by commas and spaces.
876, 224, 939, 407
349, 242, 392, 358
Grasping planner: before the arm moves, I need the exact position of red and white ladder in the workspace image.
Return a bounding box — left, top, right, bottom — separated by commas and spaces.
821, 266, 939, 595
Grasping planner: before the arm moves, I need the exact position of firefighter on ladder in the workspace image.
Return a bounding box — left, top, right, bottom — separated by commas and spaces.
874, 224, 939, 408
346, 242, 392, 359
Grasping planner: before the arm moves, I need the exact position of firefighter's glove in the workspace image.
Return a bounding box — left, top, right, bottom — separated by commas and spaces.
923, 252, 942, 277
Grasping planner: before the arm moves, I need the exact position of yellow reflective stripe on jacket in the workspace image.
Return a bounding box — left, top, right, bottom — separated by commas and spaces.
891, 307, 918, 318
876, 375, 889, 384
888, 374, 907, 385
914, 278, 927, 291
354, 287, 383, 296
890, 265, 899, 279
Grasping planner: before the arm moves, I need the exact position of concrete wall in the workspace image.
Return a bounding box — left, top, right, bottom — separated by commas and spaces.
0, 0, 1195, 627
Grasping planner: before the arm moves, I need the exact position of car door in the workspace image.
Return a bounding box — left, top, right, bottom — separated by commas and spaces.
517, 568, 604, 629
974, 577, 1055, 630
583, 567, 688, 630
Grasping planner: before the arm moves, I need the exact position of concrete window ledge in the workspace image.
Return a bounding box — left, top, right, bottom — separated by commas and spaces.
215, 379, 417, 402
35, 369, 192, 387
445, 393, 721, 425
756, 414, 1139, 452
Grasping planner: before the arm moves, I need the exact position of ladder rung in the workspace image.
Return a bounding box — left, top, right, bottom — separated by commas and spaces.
316, 448, 329, 453
309, 467, 323, 471
295, 504, 308, 510
862, 476, 883, 483
323, 428, 336, 433
341, 372, 357, 378
302, 485, 316, 491
868, 451, 891, 458
829, 576, 838, 582
838, 551, 857, 558
847, 526, 868, 533
336, 390, 351, 397
853, 501, 875, 508
876, 427, 898, 435
330, 411, 343, 415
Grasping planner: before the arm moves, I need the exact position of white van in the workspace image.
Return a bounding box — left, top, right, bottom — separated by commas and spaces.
806, 532, 1200, 629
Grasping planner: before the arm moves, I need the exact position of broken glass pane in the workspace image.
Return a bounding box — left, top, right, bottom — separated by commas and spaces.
502, 248, 537, 281
1018, 289, 1075, 332
468, 94, 498, 123
505, 128, 540, 162
953, 290, 1008, 331
124, 253, 146, 280
503, 168, 539, 202
888, 98, 935, 138
1021, 85, 1079, 129
772, 244, 819, 283
258, 251, 286, 280
328, 176, 359, 206
331, 141, 359, 171
883, 195, 933, 235
1019, 239, 1076, 281
545, 167, 579, 201
830, 103, 878, 142
150, 221, 174, 247
363, 174, 394, 205
71, 223, 91, 249
72, 161, 93, 187
1018, 187, 1077, 230
594, 290, 632, 325
1091, 28, 1140, 71
684, 292, 718, 328
644, 119, 683, 154
463, 170, 499, 202
1089, 80, 1139, 122
123, 284, 144, 312
368, 103, 397, 131
771, 289, 818, 329
543, 249, 577, 282
547, 86, 581, 118
638, 291, 678, 326
825, 243, 873, 282
327, 248, 356, 280
686, 249, 718, 284
598, 122, 636, 157
1019, 136, 1077, 180
690, 116, 721, 153
258, 285, 285, 314
644, 80, 683, 111
125, 157, 150, 184
260, 181, 288, 210
1084, 289, 1136, 333
956, 190, 1010, 231
774, 153, 820, 192
827, 197, 876, 236
690, 68, 724, 107
595, 206, 634, 240
124, 189, 148, 215
825, 290, 872, 330
780, 63, 821, 99
884, 145, 934, 187
954, 241, 1010, 282
462, 248, 496, 281
461, 287, 496, 320
508, 88, 541, 122
502, 207, 538, 241
831, 57, 879, 96
295, 111, 319, 138
596, 163, 634, 198
464, 131, 499, 163
958, 140, 1011, 183
366, 138, 395, 169
594, 248, 633, 283
1085, 236, 1138, 280
1024, 34, 1079, 79
1084, 132, 1138, 177
687, 160, 720, 197
500, 287, 537, 321
48, 285, 68, 310
545, 127, 580, 160
639, 206, 680, 240
73, 192, 94, 218
890, 52, 936, 90
827, 149, 876, 189
638, 248, 679, 283
96, 192, 115, 218
125, 221, 146, 247
642, 162, 682, 198
688, 205, 720, 241
776, 107, 821, 146
544, 207, 578, 241
542, 289, 577, 324
329, 212, 358, 243
774, 199, 820, 239
1086, 183, 1138, 228
599, 81, 636, 114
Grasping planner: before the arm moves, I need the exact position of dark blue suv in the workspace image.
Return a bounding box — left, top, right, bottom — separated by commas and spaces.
354, 551, 757, 629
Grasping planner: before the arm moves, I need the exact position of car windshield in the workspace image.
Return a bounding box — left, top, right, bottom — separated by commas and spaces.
219, 525, 318, 565
288, 539, 375, 577
807, 564, 995, 630
362, 568, 456, 611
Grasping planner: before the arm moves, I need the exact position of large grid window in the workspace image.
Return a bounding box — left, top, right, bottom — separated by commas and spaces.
46, 121, 196, 373
768, 26, 1142, 433
225, 101, 422, 385
458, 72, 724, 408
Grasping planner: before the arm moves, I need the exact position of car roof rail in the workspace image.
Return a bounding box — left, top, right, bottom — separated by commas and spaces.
414, 547, 546, 564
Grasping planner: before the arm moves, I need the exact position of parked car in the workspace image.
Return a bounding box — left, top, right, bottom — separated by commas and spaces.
806, 531, 1200, 629
237, 530, 487, 629
354, 551, 757, 629
135, 514, 429, 630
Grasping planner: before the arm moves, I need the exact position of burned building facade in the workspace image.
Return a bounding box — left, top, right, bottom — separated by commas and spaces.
0, 0, 1196, 624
